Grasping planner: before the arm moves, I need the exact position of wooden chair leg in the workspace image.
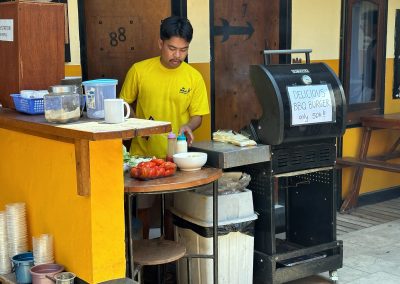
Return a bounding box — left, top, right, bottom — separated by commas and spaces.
340, 127, 372, 212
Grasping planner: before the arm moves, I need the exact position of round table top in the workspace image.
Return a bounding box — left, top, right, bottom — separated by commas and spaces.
132, 239, 186, 265
124, 167, 222, 194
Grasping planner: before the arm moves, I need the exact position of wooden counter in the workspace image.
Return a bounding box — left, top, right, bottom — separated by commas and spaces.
0, 108, 171, 196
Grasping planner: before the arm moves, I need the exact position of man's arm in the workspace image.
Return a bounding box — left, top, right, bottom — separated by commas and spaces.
179, 115, 202, 145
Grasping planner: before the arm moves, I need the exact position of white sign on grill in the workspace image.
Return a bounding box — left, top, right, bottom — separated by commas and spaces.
287, 84, 335, 126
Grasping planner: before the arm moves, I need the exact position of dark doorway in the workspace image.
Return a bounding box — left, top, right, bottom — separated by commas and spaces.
340, 0, 387, 125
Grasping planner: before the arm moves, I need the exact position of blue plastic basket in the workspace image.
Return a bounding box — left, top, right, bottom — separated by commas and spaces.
10, 94, 44, 114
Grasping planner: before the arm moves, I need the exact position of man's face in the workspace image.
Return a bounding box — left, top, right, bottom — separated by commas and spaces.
159, 36, 190, 69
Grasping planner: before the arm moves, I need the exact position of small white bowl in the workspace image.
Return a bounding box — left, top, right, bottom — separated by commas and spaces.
173, 152, 207, 171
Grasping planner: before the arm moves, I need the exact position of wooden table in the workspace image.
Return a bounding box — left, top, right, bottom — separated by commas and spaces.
337, 113, 400, 212
124, 167, 223, 283
0, 108, 171, 196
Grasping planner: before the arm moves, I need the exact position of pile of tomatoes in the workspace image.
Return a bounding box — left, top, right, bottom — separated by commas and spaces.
130, 158, 177, 180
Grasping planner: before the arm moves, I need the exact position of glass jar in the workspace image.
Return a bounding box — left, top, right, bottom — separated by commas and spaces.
44, 85, 80, 123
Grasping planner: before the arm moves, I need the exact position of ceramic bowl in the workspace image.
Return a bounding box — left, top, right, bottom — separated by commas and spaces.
173, 152, 207, 171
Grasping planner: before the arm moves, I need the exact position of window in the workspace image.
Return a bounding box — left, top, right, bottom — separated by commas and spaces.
341, 0, 387, 125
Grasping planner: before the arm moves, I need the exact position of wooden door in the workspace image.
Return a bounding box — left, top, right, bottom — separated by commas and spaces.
213, 0, 280, 131
81, 0, 171, 93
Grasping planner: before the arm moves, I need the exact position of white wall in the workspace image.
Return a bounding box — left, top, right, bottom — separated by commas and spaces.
292, 0, 341, 60
187, 0, 210, 63
66, 0, 80, 65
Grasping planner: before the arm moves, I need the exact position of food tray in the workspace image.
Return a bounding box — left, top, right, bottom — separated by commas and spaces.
10, 94, 44, 114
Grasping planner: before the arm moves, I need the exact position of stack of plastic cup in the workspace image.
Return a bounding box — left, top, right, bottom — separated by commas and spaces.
33, 234, 54, 265
5, 203, 28, 258
0, 211, 11, 274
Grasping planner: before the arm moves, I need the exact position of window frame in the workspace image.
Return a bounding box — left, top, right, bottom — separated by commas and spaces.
340, 0, 388, 126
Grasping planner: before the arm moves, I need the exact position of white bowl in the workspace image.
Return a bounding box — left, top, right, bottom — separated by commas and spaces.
173, 152, 207, 171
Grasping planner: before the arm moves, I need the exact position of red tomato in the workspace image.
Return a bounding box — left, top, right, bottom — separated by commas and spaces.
164, 169, 174, 177
130, 167, 139, 178
137, 162, 146, 168
152, 158, 165, 166
156, 167, 166, 177
140, 167, 150, 179
163, 162, 177, 170
149, 168, 157, 178
147, 162, 157, 168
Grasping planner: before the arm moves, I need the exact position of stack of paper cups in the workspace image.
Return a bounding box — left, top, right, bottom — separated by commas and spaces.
5, 203, 28, 258
0, 211, 11, 274
33, 234, 54, 265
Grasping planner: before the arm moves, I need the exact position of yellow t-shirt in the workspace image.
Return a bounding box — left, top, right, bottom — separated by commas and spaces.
120, 56, 209, 158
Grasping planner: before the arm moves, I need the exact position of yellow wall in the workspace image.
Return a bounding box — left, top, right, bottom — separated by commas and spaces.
0, 129, 125, 283
191, 62, 211, 141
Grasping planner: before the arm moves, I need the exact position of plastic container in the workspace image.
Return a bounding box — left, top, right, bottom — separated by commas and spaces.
172, 186, 256, 226
82, 79, 118, 119
11, 252, 34, 284
172, 187, 257, 284
54, 272, 76, 284
174, 226, 255, 284
30, 263, 64, 284
176, 134, 187, 154
44, 85, 80, 123
10, 94, 44, 114
166, 132, 176, 162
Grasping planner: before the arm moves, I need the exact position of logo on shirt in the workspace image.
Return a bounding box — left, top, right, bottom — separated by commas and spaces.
179, 87, 191, 95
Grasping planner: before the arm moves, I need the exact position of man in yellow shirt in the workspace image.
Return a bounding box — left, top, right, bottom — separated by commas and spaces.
120, 16, 209, 159
120, 16, 209, 239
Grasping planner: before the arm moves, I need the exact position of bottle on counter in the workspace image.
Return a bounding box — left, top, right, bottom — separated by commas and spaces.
176, 134, 188, 154
166, 132, 176, 162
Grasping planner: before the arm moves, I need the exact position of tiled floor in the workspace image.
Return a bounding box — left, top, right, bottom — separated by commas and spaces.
288, 199, 400, 284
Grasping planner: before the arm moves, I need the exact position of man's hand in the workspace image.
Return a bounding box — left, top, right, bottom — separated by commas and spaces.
179, 125, 194, 145
179, 116, 202, 146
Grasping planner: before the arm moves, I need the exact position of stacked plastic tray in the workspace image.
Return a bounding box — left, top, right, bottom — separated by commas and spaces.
6, 203, 28, 258
0, 211, 11, 274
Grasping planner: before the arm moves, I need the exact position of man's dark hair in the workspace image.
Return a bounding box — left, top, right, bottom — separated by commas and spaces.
160, 16, 193, 42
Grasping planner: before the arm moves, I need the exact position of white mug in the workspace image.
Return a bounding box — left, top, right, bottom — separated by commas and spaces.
104, 99, 130, 123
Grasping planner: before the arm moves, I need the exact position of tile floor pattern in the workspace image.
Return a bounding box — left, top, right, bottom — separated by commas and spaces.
1, 199, 400, 284
288, 202, 400, 284
287, 219, 400, 284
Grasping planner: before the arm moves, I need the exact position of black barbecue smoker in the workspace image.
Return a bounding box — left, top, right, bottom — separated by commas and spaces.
243, 49, 346, 283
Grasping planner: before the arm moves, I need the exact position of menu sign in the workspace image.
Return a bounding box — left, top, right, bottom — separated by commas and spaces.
0, 20, 13, 42
287, 84, 335, 126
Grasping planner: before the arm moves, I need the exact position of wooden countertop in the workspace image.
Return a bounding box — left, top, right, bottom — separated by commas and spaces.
125, 167, 223, 193
0, 108, 171, 142
0, 108, 172, 196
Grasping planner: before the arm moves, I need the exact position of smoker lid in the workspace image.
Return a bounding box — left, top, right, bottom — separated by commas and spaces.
249, 50, 346, 145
